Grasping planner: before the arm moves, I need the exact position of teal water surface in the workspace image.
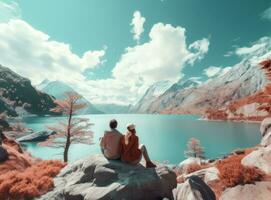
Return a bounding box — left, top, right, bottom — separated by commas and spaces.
22, 114, 261, 164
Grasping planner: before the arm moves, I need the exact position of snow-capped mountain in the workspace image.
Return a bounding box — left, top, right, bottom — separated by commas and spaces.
146, 59, 268, 114
36, 80, 103, 114
131, 80, 177, 113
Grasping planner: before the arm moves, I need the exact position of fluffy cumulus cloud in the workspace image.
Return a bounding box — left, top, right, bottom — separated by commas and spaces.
261, 6, 271, 21
130, 11, 146, 44
0, 19, 106, 84
113, 23, 209, 86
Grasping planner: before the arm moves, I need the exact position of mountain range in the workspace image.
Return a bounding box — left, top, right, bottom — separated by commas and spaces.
36, 80, 103, 115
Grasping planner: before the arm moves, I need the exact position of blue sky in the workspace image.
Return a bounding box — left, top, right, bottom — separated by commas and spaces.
0, 0, 271, 104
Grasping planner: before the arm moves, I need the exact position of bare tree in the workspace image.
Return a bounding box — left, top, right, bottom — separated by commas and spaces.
40, 92, 93, 162
184, 138, 205, 159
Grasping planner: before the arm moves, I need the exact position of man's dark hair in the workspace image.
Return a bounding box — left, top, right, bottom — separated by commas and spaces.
109, 119, 118, 129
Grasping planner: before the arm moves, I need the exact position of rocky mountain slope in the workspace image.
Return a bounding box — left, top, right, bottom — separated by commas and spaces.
131, 80, 175, 113
0, 65, 56, 116
146, 59, 268, 115
37, 80, 103, 115
205, 59, 271, 122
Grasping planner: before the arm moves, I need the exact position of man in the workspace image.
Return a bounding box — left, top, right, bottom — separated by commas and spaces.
100, 119, 122, 160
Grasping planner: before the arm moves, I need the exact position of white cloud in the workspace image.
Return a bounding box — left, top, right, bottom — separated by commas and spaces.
203, 66, 233, 79
234, 37, 271, 64
0, 1, 20, 22
79, 23, 209, 105
0, 19, 106, 84
261, 6, 271, 21
130, 11, 146, 44
0, 17, 209, 105
203, 66, 221, 77
113, 23, 209, 86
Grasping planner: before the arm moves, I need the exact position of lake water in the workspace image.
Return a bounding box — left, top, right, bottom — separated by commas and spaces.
21, 114, 261, 164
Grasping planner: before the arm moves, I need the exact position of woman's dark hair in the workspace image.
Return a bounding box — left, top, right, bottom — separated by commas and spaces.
109, 119, 118, 129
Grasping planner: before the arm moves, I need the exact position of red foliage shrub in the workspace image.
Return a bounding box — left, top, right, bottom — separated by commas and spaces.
186, 163, 203, 174
216, 153, 264, 189
0, 160, 65, 200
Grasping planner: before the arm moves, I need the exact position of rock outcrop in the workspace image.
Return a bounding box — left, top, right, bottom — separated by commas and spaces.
241, 145, 271, 174
38, 154, 177, 200
220, 181, 271, 200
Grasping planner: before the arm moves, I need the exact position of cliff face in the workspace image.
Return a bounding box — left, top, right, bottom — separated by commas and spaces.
0, 65, 56, 116
145, 60, 267, 115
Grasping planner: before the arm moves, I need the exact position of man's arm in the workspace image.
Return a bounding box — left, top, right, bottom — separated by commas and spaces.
100, 132, 107, 149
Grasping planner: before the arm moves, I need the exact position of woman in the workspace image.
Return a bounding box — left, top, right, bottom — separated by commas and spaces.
121, 124, 156, 168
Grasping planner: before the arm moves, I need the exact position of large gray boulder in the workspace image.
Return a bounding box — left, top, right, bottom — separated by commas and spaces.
38, 154, 177, 200
220, 182, 271, 200
241, 145, 271, 174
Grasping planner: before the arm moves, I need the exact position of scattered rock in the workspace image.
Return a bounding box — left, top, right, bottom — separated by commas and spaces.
220, 182, 271, 200
38, 154, 177, 200
17, 131, 55, 142
261, 131, 271, 146
185, 167, 219, 184
178, 157, 202, 174
173, 176, 216, 200
241, 145, 271, 174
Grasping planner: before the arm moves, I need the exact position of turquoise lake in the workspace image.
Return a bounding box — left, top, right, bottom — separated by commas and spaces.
21, 114, 261, 164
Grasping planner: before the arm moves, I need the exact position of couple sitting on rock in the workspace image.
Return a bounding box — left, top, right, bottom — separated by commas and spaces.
100, 119, 156, 168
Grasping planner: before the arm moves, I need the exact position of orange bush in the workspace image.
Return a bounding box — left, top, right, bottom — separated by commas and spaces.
0, 160, 65, 200
216, 153, 264, 188
186, 163, 203, 174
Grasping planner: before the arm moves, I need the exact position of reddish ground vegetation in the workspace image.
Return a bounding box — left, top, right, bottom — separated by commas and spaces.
186, 163, 203, 174
216, 154, 264, 188
205, 108, 228, 120
208, 148, 265, 198
0, 139, 65, 199
0, 160, 65, 200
